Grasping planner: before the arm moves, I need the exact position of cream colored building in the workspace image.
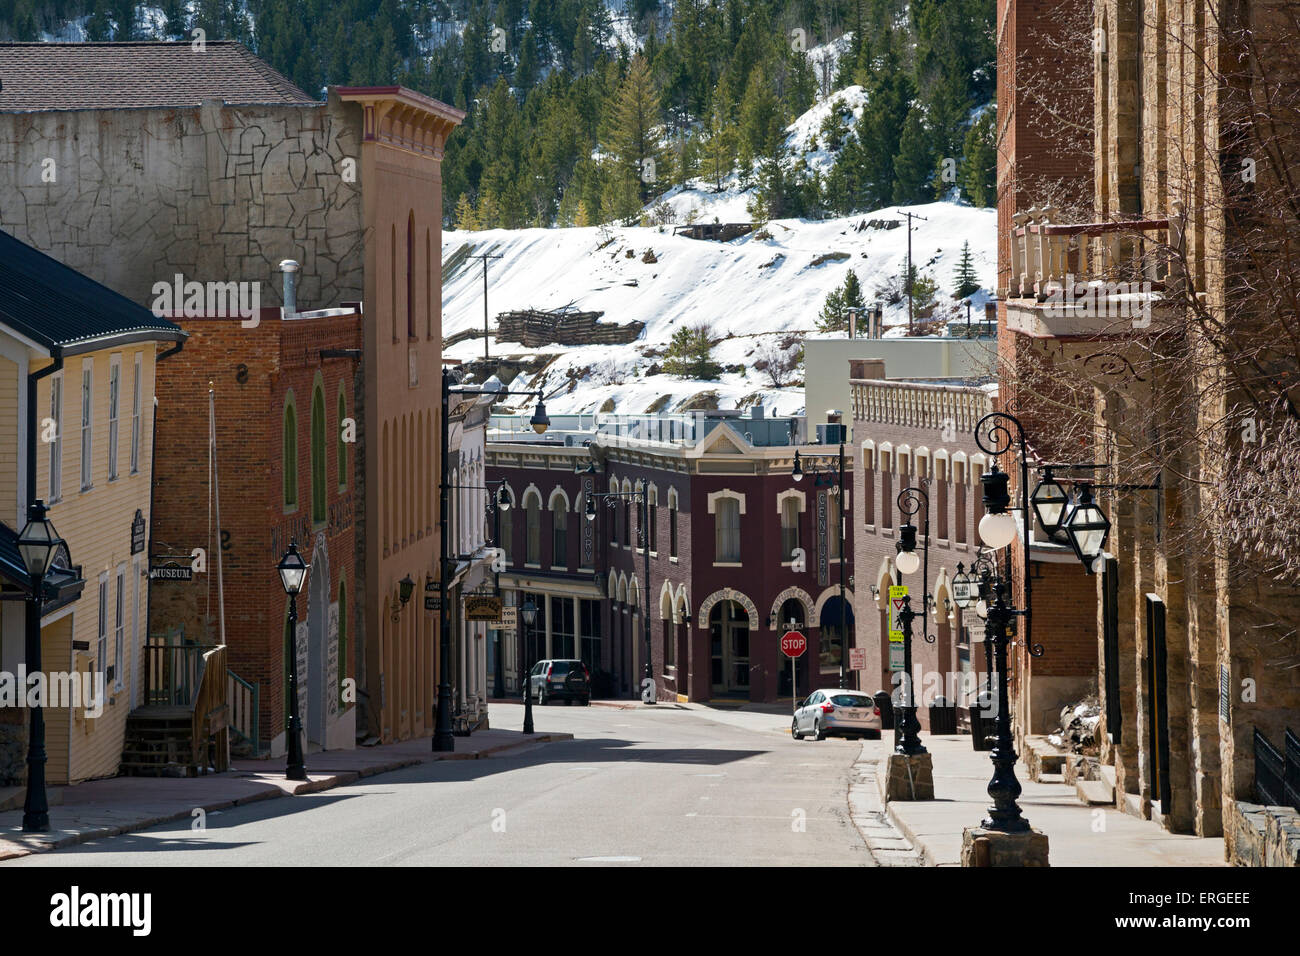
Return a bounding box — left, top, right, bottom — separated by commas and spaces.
0, 229, 184, 785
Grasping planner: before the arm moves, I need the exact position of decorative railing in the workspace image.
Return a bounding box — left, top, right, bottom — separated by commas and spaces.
227, 669, 261, 755
142, 635, 229, 772
1007, 205, 1180, 300
850, 378, 993, 434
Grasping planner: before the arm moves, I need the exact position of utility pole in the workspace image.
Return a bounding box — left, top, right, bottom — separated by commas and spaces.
904, 208, 925, 332
468, 252, 502, 361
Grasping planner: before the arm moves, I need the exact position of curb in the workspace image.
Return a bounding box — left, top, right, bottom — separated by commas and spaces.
0, 732, 573, 862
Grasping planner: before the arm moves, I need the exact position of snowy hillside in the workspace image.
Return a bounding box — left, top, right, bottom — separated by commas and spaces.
441, 201, 996, 417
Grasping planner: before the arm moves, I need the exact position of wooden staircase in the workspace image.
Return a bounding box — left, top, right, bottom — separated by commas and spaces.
122, 639, 230, 777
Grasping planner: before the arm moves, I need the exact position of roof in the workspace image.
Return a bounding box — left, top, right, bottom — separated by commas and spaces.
0, 229, 185, 354
0, 41, 319, 112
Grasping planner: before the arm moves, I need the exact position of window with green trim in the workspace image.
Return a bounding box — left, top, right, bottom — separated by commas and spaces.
283, 396, 298, 510
311, 385, 326, 525
337, 389, 348, 491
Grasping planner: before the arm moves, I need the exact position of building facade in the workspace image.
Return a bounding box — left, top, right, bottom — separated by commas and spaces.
487, 409, 855, 704
0, 229, 185, 784
0, 43, 465, 746
149, 304, 362, 756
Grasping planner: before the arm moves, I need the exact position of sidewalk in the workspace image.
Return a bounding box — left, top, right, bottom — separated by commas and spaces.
870, 735, 1227, 866
0, 728, 572, 862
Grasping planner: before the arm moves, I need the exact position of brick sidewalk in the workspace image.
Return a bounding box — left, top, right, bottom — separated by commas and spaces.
869, 735, 1227, 866
0, 728, 571, 862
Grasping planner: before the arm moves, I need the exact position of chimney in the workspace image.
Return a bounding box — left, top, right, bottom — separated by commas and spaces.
279, 259, 300, 317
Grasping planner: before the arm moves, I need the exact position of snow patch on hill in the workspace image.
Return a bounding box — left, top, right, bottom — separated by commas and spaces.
441, 201, 996, 417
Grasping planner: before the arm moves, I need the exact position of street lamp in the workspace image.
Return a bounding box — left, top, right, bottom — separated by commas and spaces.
437, 369, 549, 752
18, 500, 62, 832
1030, 467, 1070, 535
587, 488, 654, 703
277, 540, 309, 781
521, 598, 537, 734
1062, 482, 1110, 572
893, 483, 937, 755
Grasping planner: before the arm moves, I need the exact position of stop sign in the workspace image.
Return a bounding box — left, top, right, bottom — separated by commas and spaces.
781, 631, 807, 658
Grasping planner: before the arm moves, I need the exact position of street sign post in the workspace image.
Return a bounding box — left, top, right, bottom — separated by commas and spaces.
888, 584, 909, 671
849, 647, 867, 671
782, 630, 807, 715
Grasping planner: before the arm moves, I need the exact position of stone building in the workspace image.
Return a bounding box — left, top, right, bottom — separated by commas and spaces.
0, 42, 465, 745
0, 228, 185, 783
487, 408, 854, 705
999, 0, 1300, 861
149, 304, 362, 757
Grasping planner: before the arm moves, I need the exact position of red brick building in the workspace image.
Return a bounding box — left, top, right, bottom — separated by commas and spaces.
150, 305, 361, 755
487, 409, 853, 704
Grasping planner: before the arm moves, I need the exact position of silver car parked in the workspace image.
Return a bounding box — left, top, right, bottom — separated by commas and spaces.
792, 689, 883, 740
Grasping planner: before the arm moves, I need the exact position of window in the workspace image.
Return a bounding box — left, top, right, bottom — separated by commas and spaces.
623, 499, 631, 546
525, 495, 541, 564
781, 496, 800, 560
580, 599, 602, 671
881, 463, 893, 529
107, 355, 120, 480
828, 492, 842, 560
670, 503, 678, 558
551, 506, 568, 567
937, 475, 949, 539
863, 453, 875, 526
48, 372, 62, 500
80, 360, 93, 491
551, 596, 576, 659
114, 564, 126, 689
131, 555, 142, 702
715, 497, 740, 562
499, 505, 513, 564
283, 395, 298, 510
955, 463, 968, 544
338, 581, 348, 708
130, 353, 142, 474
337, 390, 348, 491
649, 495, 658, 553
96, 572, 108, 679
310, 384, 326, 525
406, 212, 415, 338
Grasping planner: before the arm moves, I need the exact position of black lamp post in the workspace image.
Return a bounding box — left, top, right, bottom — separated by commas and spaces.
437, 370, 549, 752
18, 499, 62, 832
586, 489, 654, 703
893, 482, 936, 756
521, 598, 537, 734
277, 540, 309, 781
791, 411, 850, 689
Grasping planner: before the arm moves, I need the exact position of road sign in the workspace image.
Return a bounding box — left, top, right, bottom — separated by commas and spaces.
888, 643, 906, 671
424, 596, 441, 612
849, 647, 867, 671
888, 584, 909, 643
780, 631, 807, 658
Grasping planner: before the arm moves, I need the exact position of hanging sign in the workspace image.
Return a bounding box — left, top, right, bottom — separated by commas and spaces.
464, 595, 503, 621
130, 510, 146, 555
149, 561, 193, 582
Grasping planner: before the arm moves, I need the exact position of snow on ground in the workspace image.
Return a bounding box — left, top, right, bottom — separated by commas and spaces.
783, 84, 867, 176
442, 201, 996, 416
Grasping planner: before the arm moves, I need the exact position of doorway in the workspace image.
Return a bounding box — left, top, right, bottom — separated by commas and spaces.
709, 600, 750, 698
1144, 593, 1171, 814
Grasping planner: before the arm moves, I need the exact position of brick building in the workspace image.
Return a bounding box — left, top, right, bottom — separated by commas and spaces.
150, 304, 361, 756
487, 408, 854, 704
0, 43, 465, 746
1000, 0, 1300, 861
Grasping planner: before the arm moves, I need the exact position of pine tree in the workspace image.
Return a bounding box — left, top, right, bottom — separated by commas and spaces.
454, 194, 479, 231
701, 94, 736, 191
663, 324, 722, 379
855, 30, 913, 209
603, 54, 663, 207
953, 241, 981, 299
960, 109, 997, 208
892, 107, 936, 205
817, 270, 867, 332
574, 200, 592, 227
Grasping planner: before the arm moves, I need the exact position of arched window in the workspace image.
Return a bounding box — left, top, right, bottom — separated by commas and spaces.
311, 382, 326, 525
337, 387, 349, 491
283, 393, 298, 511
552, 503, 568, 568
780, 495, 801, 560
337, 580, 348, 708
406, 211, 415, 339
715, 498, 741, 562
525, 493, 541, 565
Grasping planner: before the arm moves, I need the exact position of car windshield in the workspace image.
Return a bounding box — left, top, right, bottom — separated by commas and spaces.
829, 695, 872, 707
550, 661, 580, 675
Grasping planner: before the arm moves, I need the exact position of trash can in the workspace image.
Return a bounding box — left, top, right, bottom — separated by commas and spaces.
874, 690, 895, 730
969, 691, 995, 751
929, 695, 958, 735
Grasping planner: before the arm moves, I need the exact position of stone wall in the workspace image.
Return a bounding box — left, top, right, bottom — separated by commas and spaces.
0, 96, 364, 311
1229, 802, 1300, 867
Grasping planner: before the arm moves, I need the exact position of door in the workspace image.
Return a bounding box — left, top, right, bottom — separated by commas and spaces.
709, 601, 751, 697
1144, 594, 1171, 814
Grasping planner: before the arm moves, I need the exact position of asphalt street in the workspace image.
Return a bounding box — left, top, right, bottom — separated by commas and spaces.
6, 702, 879, 866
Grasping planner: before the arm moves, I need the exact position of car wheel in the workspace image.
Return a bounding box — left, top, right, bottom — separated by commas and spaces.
814, 719, 826, 741
792, 718, 804, 740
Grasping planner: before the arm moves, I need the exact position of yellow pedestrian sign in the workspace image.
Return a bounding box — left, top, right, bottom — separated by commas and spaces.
888, 585, 908, 644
